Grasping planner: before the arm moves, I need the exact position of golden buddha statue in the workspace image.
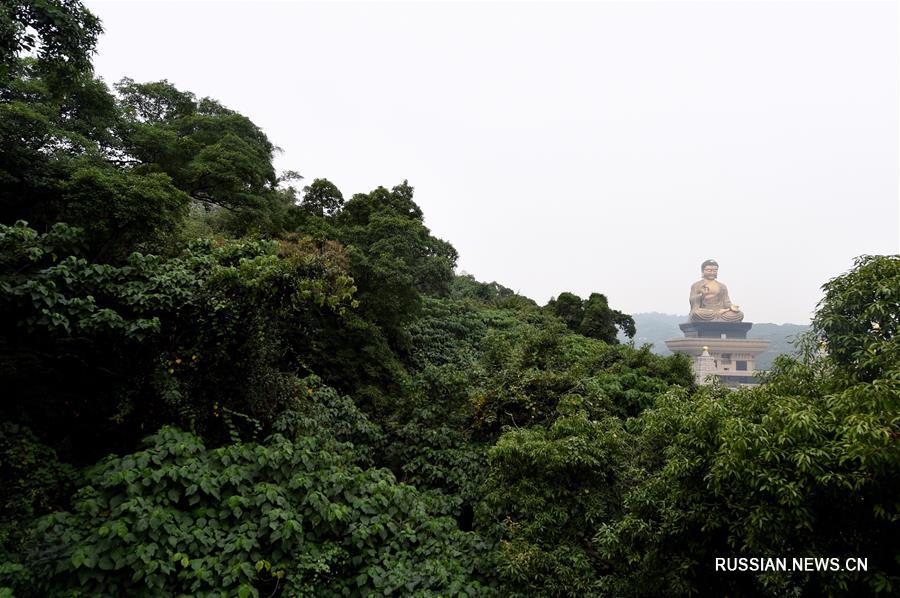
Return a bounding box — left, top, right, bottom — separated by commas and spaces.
689, 259, 744, 322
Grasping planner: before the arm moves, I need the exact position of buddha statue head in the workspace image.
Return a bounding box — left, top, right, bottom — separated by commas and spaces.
701, 259, 719, 280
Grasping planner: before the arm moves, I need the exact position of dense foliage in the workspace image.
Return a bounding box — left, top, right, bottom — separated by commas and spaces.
1, 2, 897, 596
547, 291, 636, 344
7, 387, 490, 597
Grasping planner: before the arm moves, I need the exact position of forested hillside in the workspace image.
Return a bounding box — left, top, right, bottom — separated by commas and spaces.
1, 3, 898, 596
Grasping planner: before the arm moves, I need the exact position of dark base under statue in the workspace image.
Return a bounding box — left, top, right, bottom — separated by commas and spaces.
679, 321, 753, 339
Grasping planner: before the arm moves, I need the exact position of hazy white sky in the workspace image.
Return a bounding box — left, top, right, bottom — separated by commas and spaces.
85, 0, 899, 324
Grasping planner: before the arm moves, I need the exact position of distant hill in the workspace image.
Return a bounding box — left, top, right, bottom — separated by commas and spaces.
620, 312, 809, 371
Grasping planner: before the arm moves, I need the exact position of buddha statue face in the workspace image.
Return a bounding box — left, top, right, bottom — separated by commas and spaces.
702, 263, 718, 280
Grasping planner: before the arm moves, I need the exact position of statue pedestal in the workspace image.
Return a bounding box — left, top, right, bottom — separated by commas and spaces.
679, 321, 753, 339
666, 322, 769, 386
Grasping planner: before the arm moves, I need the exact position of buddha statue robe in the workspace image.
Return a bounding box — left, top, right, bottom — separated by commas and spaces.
689, 277, 744, 322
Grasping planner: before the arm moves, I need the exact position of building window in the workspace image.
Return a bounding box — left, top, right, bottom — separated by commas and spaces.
736, 361, 748, 371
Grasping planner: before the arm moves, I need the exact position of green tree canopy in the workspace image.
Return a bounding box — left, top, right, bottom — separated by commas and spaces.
547, 292, 635, 344
547, 291, 585, 331
301, 178, 344, 217
0, 0, 101, 86
114, 78, 297, 235
334, 181, 458, 339
813, 254, 899, 383
579, 293, 635, 343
